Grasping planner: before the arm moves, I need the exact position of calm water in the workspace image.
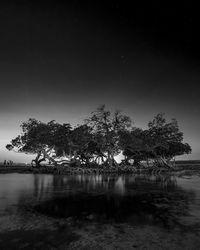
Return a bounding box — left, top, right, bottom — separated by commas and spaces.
0, 173, 200, 229
1, 173, 200, 249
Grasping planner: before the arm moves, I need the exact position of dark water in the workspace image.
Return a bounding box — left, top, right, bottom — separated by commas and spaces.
0, 173, 200, 229
1, 173, 200, 249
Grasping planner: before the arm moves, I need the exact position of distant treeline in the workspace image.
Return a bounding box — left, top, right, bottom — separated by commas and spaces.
6, 105, 191, 169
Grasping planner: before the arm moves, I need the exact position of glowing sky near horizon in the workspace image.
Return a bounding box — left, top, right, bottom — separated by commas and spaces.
0, 1, 200, 162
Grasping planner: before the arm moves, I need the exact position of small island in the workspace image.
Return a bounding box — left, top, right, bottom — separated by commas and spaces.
4, 105, 191, 175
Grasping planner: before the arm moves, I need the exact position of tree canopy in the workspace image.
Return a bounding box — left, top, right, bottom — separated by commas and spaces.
6, 106, 191, 168
120, 113, 191, 168
85, 105, 132, 166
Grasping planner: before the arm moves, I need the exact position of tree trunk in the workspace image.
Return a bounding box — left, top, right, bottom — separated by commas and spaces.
107, 153, 112, 167
32, 151, 42, 167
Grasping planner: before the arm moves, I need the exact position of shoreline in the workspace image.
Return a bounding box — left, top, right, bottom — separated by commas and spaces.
1, 163, 200, 175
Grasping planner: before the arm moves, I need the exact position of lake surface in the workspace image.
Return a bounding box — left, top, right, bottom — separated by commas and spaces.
1, 173, 200, 249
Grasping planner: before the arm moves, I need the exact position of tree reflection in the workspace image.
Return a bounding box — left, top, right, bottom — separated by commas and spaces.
32, 174, 195, 229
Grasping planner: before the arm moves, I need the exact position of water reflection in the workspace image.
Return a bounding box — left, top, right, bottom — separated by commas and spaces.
0, 173, 198, 229
32, 174, 194, 229
31, 174, 179, 197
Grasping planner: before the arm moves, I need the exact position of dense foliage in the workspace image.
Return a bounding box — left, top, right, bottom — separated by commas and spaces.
6, 106, 191, 168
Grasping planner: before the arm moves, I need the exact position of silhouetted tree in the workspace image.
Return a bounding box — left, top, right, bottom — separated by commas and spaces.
69, 125, 94, 165
147, 113, 191, 167
119, 128, 154, 166
85, 105, 132, 167
6, 118, 72, 167
119, 114, 191, 168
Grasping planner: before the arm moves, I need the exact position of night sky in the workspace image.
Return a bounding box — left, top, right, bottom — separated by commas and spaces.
0, 0, 200, 162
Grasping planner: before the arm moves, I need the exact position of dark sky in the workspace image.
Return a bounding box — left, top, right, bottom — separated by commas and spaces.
1, 0, 200, 162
